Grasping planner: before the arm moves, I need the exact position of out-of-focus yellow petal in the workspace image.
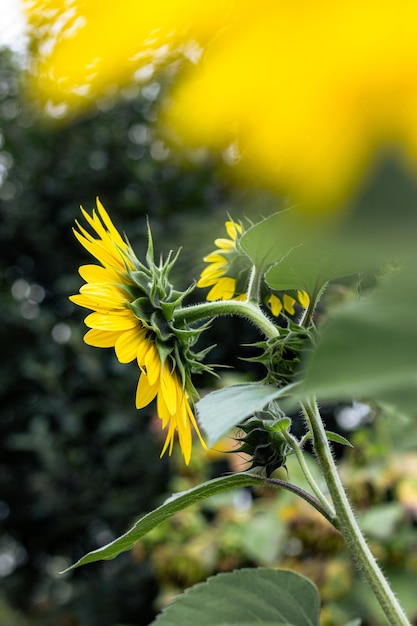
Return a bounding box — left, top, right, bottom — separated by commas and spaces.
203, 253, 227, 264
225, 221, 242, 240
25, 0, 232, 109
214, 238, 235, 250
165, 1, 417, 208
26, 1, 417, 207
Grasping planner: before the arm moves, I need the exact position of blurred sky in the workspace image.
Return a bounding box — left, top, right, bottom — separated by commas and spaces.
0, 0, 27, 53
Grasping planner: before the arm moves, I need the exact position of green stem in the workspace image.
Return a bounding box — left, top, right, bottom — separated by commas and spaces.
246, 265, 262, 303
298, 282, 327, 328
282, 430, 336, 521
303, 399, 410, 626
258, 475, 336, 526
174, 300, 279, 339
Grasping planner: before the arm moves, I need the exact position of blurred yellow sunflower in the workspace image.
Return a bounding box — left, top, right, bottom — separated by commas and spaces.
25, 0, 417, 209
69, 199, 206, 464
197, 220, 309, 316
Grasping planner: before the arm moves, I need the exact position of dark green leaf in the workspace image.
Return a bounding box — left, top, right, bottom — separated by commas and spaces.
151, 568, 321, 626
197, 382, 298, 447
62, 473, 267, 572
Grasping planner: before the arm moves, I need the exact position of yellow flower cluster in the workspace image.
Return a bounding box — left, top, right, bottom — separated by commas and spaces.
69, 199, 205, 464
198, 220, 309, 317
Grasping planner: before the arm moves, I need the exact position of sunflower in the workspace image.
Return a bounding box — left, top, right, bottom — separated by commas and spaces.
197, 220, 310, 316
69, 199, 206, 464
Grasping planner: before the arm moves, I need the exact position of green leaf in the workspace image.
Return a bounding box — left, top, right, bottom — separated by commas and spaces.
240, 209, 306, 271
62, 473, 267, 572
299, 263, 417, 416
197, 382, 297, 447
151, 568, 321, 626
265, 244, 362, 296
325, 431, 354, 448
358, 502, 404, 540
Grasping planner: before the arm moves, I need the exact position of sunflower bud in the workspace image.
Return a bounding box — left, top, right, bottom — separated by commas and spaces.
235, 409, 291, 476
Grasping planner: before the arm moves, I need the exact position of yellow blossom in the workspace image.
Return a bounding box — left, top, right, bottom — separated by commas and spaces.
198, 220, 309, 316
69, 198, 206, 464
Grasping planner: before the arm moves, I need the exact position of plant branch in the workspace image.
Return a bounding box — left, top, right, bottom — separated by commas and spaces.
302, 398, 410, 626
258, 475, 337, 527
174, 300, 279, 339
282, 430, 336, 521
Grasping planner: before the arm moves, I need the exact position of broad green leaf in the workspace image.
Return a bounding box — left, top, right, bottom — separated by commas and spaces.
151, 568, 321, 626
240, 209, 307, 271
62, 473, 266, 572
197, 382, 297, 447
265, 244, 362, 297
299, 263, 417, 416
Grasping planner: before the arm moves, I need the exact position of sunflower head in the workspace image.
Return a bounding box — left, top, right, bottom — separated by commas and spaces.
70, 199, 209, 464
198, 219, 310, 316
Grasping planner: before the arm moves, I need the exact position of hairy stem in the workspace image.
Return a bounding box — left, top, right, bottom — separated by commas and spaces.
257, 475, 336, 526
175, 300, 279, 339
303, 399, 410, 626
283, 430, 336, 521
297, 282, 327, 328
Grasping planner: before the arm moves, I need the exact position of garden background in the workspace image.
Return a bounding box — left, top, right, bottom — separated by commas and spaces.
1, 14, 417, 626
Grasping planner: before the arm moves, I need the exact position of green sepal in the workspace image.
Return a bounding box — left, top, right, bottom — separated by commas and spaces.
325, 431, 354, 448
235, 414, 292, 477
150, 311, 174, 342
130, 269, 153, 292
129, 297, 155, 325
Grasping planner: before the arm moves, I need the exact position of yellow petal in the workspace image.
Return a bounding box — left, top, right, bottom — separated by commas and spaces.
207, 276, 236, 301
135, 372, 158, 409
202, 253, 227, 263
185, 397, 207, 450
283, 294, 296, 315
115, 327, 146, 363
297, 290, 310, 308
197, 267, 226, 288
78, 263, 124, 284
78, 283, 127, 309
159, 363, 178, 416
142, 342, 161, 386
214, 237, 235, 250
225, 220, 242, 240
84, 328, 124, 348
267, 293, 283, 317
84, 310, 137, 331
